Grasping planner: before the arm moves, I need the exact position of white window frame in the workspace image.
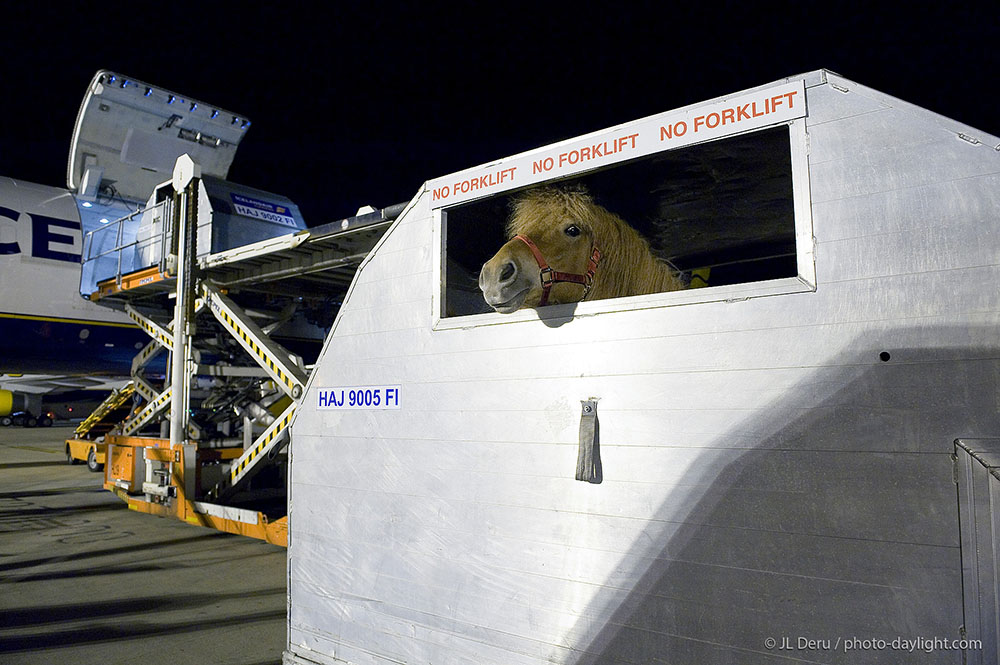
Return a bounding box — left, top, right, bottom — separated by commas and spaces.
431, 118, 814, 330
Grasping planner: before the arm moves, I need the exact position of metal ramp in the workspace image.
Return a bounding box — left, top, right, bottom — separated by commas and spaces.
73, 381, 136, 440
83, 155, 402, 545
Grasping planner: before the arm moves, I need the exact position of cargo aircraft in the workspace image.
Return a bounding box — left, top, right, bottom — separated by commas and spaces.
1, 70, 251, 425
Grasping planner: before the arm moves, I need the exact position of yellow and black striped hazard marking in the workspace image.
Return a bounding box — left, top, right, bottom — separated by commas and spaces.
123, 389, 172, 435
135, 342, 161, 365
133, 380, 158, 401
230, 407, 295, 484
215, 308, 297, 394
127, 310, 173, 348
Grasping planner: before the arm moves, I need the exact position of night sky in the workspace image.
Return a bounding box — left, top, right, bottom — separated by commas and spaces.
2, 5, 996, 226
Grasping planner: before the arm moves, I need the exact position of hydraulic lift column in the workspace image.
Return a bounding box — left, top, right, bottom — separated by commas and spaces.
169, 155, 200, 449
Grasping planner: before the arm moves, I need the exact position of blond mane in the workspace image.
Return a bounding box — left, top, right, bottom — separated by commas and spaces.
507, 187, 684, 300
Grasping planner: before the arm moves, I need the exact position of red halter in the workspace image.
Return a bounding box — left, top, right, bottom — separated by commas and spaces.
513, 234, 602, 307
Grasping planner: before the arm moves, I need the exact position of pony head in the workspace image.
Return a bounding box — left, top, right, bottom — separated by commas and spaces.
479, 187, 602, 312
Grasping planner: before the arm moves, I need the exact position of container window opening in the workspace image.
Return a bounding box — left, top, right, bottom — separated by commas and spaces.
443, 125, 799, 319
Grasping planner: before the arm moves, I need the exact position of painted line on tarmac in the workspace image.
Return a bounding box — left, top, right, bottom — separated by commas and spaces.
0, 486, 104, 499
5, 445, 62, 454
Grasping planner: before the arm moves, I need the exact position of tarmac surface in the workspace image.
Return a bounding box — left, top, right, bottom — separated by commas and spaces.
0, 425, 286, 665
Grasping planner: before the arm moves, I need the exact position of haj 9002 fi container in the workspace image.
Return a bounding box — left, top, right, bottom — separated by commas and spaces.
284, 71, 1000, 664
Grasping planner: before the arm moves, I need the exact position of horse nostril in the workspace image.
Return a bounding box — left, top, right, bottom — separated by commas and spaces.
499, 262, 515, 282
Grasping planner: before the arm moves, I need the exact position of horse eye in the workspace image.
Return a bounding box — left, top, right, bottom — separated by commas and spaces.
564, 225, 582, 237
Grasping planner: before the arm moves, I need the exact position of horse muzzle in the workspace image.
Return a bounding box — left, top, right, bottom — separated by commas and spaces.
479, 249, 534, 313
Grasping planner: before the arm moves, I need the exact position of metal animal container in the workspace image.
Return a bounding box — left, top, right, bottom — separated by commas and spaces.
284, 70, 1000, 664
80, 175, 306, 296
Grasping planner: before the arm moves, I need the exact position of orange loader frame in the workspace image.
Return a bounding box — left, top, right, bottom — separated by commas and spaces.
103, 434, 288, 547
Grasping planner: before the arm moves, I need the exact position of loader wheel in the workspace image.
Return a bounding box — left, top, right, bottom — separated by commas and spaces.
67, 446, 81, 465
87, 449, 103, 473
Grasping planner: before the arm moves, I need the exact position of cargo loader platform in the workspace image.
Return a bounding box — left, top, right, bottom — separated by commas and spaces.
80, 154, 403, 546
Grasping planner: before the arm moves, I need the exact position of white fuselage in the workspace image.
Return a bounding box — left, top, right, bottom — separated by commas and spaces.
0, 175, 142, 376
